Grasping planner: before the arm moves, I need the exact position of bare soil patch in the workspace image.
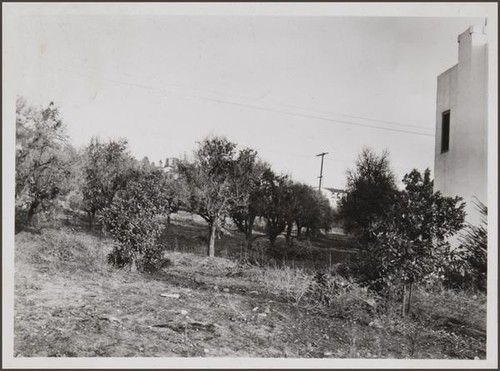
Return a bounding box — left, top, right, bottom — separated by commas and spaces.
14, 226, 486, 359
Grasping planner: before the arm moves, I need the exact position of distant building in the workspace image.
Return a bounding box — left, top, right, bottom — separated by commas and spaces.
161, 157, 180, 179
164, 157, 179, 169
320, 187, 346, 210
434, 25, 488, 227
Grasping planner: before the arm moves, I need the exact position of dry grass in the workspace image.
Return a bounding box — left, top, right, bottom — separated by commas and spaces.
245, 265, 312, 306
411, 286, 487, 332
13, 224, 487, 359
15, 227, 112, 274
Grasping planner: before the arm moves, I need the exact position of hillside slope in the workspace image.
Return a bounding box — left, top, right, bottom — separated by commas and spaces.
14, 226, 486, 359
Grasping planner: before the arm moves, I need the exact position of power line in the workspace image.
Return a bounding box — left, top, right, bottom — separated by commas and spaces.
194, 96, 434, 137
70, 63, 433, 132
51, 65, 435, 138
265, 98, 434, 131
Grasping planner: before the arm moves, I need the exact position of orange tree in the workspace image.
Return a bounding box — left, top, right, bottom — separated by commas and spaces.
360, 168, 465, 316
100, 169, 171, 272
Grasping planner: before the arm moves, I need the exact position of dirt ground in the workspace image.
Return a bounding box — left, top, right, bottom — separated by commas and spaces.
13, 225, 486, 359
14, 254, 368, 358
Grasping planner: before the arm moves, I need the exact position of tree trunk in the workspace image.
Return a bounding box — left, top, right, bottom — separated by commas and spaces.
208, 222, 216, 257
130, 254, 137, 272
245, 218, 254, 249
269, 233, 277, 246
402, 284, 408, 318
27, 201, 39, 226
245, 232, 253, 249
285, 223, 293, 245
296, 224, 302, 237
167, 214, 171, 225
27, 207, 35, 226
88, 211, 95, 231
406, 282, 413, 316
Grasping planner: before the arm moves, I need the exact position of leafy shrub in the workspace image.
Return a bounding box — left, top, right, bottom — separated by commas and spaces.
331, 262, 352, 279
455, 200, 487, 292
422, 200, 487, 292
345, 169, 465, 318
308, 272, 353, 305
101, 170, 170, 272
106, 245, 132, 268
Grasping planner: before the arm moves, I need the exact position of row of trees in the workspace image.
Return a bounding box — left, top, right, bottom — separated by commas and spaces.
15, 98, 486, 299
15, 98, 336, 267
178, 137, 335, 256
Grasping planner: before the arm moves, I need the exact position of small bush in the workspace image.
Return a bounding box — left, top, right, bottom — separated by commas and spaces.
308, 271, 353, 305
453, 200, 487, 292
106, 246, 132, 268
307, 272, 379, 324
331, 262, 352, 279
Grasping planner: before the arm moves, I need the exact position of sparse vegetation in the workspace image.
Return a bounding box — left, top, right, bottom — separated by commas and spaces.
14, 97, 487, 359
14, 221, 486, 359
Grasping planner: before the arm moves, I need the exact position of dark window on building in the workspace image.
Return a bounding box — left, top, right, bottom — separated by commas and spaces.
441, 110, 450, 153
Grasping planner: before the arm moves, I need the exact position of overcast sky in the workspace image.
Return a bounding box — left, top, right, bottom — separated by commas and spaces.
4, 6, 487, 188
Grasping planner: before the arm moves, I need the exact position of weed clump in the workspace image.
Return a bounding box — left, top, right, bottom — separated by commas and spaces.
307, 272, 379, 324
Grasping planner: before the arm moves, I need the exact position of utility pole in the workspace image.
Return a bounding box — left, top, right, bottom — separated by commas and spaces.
316, 152, 328, 191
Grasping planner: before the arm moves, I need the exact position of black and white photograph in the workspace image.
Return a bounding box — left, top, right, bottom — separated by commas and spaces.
2, 2, 498, 369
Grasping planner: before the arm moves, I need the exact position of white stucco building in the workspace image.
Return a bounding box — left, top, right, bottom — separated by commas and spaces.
434, 25, 488, 226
